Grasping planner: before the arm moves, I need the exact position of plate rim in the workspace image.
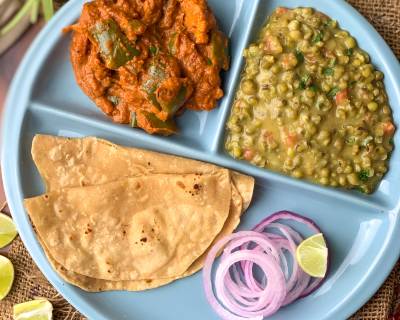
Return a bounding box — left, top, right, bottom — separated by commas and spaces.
2, 0, 400, 319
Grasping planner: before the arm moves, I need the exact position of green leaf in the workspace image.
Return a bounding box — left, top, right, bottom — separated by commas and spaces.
299, 74, 311, 90
206, 58, 213, 66
295, 50, 304, 63
0, 0, 37, 36
327, 86, 340, 98
323, 19, 336, 28
30, 0, 40, 24
355, 186, 367, 194
349, 80, 357, 87
358, 169, 370, 182
41, 0, 54, 22
309, 84, 318, 92
345, 48, 354, 56
312, 32, 323, 44
323, 67, 334, 76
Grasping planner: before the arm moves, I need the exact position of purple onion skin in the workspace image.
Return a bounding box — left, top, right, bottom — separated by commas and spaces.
253, 210, 328, 299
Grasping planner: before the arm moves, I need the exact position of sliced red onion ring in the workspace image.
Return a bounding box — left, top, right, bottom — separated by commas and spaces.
203, 231, 286, 320
253, 211, 326, 299
253, 210, 321, 235
203, 211, 327, 320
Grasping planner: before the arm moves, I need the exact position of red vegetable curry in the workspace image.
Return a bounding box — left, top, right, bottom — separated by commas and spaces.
67, 0, 229, 135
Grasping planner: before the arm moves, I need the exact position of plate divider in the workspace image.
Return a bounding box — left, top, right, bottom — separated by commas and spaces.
210, 0, 262, 153
29, 100, 392, 214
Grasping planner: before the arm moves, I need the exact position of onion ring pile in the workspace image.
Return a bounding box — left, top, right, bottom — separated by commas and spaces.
203, 211, 327, 319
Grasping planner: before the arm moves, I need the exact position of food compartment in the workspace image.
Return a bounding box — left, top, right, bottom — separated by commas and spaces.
31, 0, 261, 152
216, 0, 400, 210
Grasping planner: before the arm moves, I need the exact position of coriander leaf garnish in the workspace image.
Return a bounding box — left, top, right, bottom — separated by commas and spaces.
345, 48, 354, 56
299, 74, 311, 90
327, 86, 340, 98
312, 32, 323, 44
349, 80, 357, 87
358, 169, 370, 182
295, 49, 304, 63
323, 67, 334, 76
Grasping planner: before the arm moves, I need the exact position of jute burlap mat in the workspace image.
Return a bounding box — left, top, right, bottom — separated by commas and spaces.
0, 0, 399, 319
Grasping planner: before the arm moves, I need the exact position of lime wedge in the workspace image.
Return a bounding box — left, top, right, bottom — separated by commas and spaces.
13, 299, 53, 320
0, 212, 18, 248
0, 255, 14, 300
296, 233, 328, 278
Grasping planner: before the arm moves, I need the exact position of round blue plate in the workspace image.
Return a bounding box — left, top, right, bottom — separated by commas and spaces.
2, 0, 400, 319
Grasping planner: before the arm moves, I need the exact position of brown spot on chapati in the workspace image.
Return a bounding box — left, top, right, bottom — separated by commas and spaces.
108, 270, 111, 273
176, 181, 185, 189
147, 162, 151, 166
146, 280, 152, 284
44, 195, 49, 199
134, 182, 142, 190
140, 237, 147, 242
151, 228, 154, 232
122, 230, 126, 236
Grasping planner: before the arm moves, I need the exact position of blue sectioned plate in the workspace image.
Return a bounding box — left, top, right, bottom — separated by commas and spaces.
2, 0, 400, 319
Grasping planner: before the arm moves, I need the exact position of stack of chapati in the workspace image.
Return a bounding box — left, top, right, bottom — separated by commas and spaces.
24, 135, 254, 292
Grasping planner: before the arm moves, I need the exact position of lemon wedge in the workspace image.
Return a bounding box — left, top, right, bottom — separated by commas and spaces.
296, 233, 328, 278
0, 255, 14, 300
0, 212, 18, 248
13, 299, 53, 320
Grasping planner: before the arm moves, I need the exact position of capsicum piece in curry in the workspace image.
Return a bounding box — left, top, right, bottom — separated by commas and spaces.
66, 0, 229, 135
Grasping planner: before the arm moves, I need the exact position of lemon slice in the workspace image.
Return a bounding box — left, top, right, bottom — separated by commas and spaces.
296, 233, 328, 278
13, 299, 53, 320
0, 212, 18, 248
0, 255, 14, 300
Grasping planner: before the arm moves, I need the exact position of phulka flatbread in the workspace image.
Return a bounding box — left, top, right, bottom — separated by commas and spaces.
31, 135, 254, 209
25, 135, 255, 291
25, 172, 231, 281
33, 185, 242, 292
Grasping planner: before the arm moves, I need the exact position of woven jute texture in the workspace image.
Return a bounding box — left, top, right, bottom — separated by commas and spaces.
0, 237, 84, 320
0, 0, 399, 319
